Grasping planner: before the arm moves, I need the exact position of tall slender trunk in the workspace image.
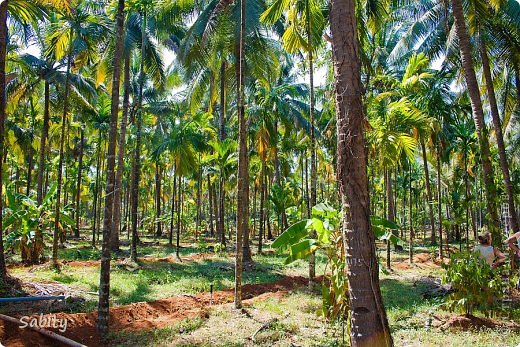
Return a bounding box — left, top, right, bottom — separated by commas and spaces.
195, 162, 202, 240
385, 169, 393, 269
32, 81, 51, 263
75, 128, 84, 238
217, 61, 227, 244
235, 0, 248, 309
111, 50, 131, 252
258, 161, 266, 254
155, 162, 162, 237
421, 141, 436, 244
464, 150, 470, 248
208, 175, 215, 237
53, 35, 74, 267
219, 173, 226, 244
212, 176, 218, 239
37, 82, 50, 205
408, 166, 413, 264
437, 145, 443, 259
330, 0, 393, 343
97, 0, 125, 335
479, 36, 518, 234
92, 132, 102, 247
0, 0, 8, 279
169, 166, 175, 246
307, 2, 317, 285
176, 175, 182, 258
131, 10, 147, 262
452, 0, 501, 243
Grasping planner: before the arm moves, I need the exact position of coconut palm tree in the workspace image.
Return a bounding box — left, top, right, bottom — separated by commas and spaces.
97, 0, 126, 335
329, 0, 393, 343
452, 0, 501, 243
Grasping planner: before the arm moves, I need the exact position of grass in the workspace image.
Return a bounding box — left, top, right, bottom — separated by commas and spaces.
8, 237, 520, 346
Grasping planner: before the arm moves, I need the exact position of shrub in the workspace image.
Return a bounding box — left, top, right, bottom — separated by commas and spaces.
442, 250, 512, 316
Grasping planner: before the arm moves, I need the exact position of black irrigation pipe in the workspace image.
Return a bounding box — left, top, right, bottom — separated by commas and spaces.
0, 295, 65, 303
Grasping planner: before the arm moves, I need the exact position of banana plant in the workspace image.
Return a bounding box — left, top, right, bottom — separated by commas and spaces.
272, 202, 403, 320
3, 183, 75, 264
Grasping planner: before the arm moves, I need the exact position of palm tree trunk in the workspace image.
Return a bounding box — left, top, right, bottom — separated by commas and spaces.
176, 175, 182, 258
307, 4, 317, 286
155, 162, 162, 237
97, 0, 125, 335
208, 175, 215, 237
0, 0, 8, 279
219, 60, 226, 141
385, 169, 393, 269
330, 0, 393, 343
75, 128, 84, 238
92, 132, 102, 247
195, 163, 202, 239
408, 166, 413, 264
111, 50, 131, 252
437, 145, 443, 259
258, 161, 265, 254
235, 0, 248, 309
479, 36, 518, 234
131, 10, 147, 262
169, 166, 175, 246
53, 35, 74, 267
452, 0, 501, 243
421, 141, 436, 244
37, 81, 50, 205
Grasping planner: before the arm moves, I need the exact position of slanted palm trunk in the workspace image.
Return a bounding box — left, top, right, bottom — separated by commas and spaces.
330, 0, 393, 344
452, 0, 501, 243
235, 0, 248, 309
111, 51, 131, 252
0, 0, 8, 279
97, 0, 125, 335
479, 37, 518, 235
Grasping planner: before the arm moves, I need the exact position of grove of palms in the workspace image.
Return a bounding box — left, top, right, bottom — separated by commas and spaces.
0, 0, 519, 346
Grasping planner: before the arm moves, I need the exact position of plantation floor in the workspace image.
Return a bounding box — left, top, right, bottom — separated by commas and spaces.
2, 238, 520, 346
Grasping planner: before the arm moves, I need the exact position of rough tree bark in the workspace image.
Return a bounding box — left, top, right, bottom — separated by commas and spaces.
330, 0, 393, 344
0, 0, 8, 279
452, 0, 501, 243
235, 0, 248, 309
97, 0, 125, 335
479, 37, 518, 235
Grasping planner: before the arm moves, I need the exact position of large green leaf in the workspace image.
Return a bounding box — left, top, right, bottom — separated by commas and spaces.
379, 231, 405, 246
272, 220, 309, 252
370, 215, 399, 230
284, 239, 318, 264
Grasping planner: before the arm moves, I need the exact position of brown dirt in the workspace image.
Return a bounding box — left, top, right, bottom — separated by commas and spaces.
393, 253, 441, 270
0, 275, 309, 347
440, 314, 520, 331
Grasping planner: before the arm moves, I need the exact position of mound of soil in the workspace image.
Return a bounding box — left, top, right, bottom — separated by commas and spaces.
393, 253, 441, 270
441, 314, 520, 331
0, 275, 310, 347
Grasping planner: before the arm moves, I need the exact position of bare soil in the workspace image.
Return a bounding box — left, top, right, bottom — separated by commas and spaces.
0, 275, 309, 347
440, 314, 520, 331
